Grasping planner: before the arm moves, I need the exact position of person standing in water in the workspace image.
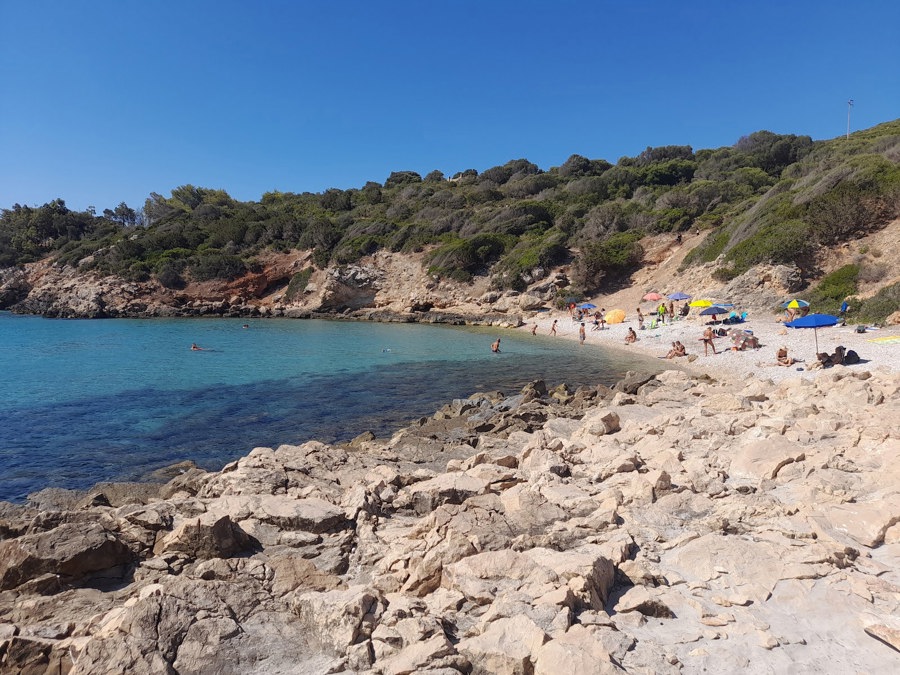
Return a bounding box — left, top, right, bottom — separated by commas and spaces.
491, 338, 501, 353
531, 324, 538, 335
578, 323, 586, 345
550, 319, 558, 336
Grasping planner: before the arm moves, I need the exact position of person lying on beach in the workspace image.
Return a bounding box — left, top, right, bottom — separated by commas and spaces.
625, 327, 638, 344
775, 346, 796, 366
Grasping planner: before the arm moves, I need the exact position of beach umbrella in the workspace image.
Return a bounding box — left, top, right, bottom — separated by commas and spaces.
699, 305, 730, 317
785, 313, 839, 353
605, 309, 626, 324
642, 292, 664, 301
667, 292, 691, 301
713, 302, 734, 308
782, 299, 810, 309
578, 303, 597, 310
689, 299, 713, 308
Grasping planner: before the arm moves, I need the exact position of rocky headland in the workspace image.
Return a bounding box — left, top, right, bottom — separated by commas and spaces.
2, 365, 899, 674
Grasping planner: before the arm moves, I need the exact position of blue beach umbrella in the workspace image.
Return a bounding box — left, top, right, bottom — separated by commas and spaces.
785, 313, 839, 353
782, 299, 810, 309
578, 303, 597, 310
667, 292, 691, 301
699, 305, 730, 317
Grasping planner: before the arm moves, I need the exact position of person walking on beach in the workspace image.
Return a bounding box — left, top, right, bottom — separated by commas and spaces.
550, 319, 558, 336
701, 326, 718, 356
579, 323, 586, 345
668, 301, 675, 320
531, 324, 538, 335
491, 338, 501, 353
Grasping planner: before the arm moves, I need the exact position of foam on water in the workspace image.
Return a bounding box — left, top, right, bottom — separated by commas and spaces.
0, 313, 661, 501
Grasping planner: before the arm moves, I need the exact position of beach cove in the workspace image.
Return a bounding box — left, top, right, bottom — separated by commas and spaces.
0, 313, 665, 502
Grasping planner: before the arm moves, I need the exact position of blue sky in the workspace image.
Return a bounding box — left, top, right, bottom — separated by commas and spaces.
1, 1, 897, 213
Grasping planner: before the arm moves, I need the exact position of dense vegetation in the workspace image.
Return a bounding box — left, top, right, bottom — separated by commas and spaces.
2, 121, 899, 310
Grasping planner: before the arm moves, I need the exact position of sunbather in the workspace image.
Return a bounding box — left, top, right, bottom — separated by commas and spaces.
776, 346, 795, 366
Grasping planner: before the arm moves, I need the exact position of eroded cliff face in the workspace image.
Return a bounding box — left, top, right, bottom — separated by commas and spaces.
1, 368, 899, 673
0, 250, 556, 325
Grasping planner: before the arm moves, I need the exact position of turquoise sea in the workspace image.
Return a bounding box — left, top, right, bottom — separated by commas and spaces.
0, 313, 661, 502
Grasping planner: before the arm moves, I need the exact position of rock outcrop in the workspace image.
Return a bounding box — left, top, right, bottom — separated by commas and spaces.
1, 367, 899, 673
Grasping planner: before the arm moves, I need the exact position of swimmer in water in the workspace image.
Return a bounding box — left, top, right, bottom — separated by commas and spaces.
191, 343, 204, 351
491, 338, 501, 353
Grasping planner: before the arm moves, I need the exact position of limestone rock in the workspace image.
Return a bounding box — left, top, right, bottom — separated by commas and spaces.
457, 614, 548, 675
0, 523, 132, 590
291, 585, 385, 657
397, 473, 488, 515
153, 514, 254, 560
533, 624, 622, 674
728, 435, 806, 482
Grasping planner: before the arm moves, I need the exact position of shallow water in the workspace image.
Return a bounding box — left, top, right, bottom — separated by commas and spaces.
0, 313, 662, 502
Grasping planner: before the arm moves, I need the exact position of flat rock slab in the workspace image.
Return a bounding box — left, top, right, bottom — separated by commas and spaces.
729, 435, 806, 482
209, 495, 349, 533
815, 497, 900, 548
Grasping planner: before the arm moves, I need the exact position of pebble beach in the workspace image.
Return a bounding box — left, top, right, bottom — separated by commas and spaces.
524, 309, 900, 385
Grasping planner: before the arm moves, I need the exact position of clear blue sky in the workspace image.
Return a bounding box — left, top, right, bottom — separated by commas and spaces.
1, 0, 898, 213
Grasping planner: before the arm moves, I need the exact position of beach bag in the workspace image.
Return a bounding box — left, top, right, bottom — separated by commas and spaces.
844, 349, 860, 364
855, 325, 867, 334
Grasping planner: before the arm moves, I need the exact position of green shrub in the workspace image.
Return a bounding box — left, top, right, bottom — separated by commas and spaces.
426, 233, 511, 277
806, 264, 859, 313
715, 219, 812, 279
189, 252, 247, 281
332, 235, 381, 264
284, 268, 313, 302
571, 231, 644, 292
849, 281, 900, 323
684, 227, 730, 266
156, 261, 186, 289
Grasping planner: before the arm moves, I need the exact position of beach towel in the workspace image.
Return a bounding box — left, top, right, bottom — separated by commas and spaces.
869, 335, 900, 344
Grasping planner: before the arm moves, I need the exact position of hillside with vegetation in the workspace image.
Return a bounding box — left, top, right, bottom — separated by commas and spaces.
2, 120, 899, 322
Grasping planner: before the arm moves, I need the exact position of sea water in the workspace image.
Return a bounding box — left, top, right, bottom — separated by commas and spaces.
0, 313, 661, 502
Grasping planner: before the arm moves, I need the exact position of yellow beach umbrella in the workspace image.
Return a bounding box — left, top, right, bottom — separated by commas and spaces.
689, 299, 713, 308
605, 309, 626, 324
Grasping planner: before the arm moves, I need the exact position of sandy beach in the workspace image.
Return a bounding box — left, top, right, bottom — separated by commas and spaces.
521, 308, 900, 385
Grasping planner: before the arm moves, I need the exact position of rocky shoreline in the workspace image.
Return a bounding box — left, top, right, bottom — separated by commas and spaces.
2, 366, 899, 674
